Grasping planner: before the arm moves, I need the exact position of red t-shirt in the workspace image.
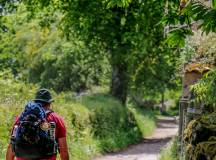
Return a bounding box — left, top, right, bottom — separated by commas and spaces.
13, 112, 66, 160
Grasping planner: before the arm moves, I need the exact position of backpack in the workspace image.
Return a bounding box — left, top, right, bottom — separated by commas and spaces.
11, 101, 58, 159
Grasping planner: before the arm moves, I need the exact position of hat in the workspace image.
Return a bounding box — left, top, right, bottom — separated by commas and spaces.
34, 88, 54, 103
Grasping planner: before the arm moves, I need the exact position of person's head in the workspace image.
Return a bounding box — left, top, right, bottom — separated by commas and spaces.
34, 88, 54, 109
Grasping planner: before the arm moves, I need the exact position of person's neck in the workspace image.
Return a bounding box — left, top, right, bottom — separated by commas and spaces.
43, 106, 50, 111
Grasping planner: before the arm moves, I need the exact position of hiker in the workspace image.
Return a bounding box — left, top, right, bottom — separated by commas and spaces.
6, 88, 69, 160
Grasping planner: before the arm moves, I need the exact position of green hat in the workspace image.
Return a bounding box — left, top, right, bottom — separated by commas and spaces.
34, 88, 54, 103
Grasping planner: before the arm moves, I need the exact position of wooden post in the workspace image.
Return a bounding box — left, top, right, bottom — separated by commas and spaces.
179, 98, 189, 159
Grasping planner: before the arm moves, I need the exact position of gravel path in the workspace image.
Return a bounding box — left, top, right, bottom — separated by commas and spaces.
94, 116, 178, 160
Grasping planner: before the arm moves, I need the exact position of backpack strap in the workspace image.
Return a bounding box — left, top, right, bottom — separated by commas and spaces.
45, 110, 54, 117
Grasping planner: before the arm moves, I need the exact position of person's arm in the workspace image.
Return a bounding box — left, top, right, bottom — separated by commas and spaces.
6, 144, 15, 160
58, 137, 69, 160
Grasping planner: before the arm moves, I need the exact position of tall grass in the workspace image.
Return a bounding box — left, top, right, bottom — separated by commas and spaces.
0, 78, 156, 160
159, 137, 179, 160
128, 104, 156, 137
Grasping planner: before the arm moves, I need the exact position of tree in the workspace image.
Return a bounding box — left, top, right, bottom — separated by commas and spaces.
21, 0, 169, 104
164, 0, 216, 110
0, 5, 110, 92
129, 38, 180, 111
1, 0, 181, 105
164, 0, 216, 47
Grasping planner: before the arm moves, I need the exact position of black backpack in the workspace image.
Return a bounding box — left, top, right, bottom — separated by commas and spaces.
11, 102, 58, 159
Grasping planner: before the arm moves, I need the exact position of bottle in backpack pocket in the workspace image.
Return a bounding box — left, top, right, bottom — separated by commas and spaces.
49, 122, 56, 140
49, 122, 56, 153
11, 125, 19, 153
12, 125, 18, 138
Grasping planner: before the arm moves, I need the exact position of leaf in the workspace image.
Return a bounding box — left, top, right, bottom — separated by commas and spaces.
165, 28, 193, 48
120, 17, 126, 26
212, 0, 216, 9
105, 0, 132, 8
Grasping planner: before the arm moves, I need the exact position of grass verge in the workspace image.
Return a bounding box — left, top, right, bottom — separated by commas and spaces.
0, 78, 156, 160
159, 137, 179, 160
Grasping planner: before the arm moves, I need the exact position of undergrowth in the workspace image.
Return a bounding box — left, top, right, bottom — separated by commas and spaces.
159, 137, 179, 160
0, 78, 156, 160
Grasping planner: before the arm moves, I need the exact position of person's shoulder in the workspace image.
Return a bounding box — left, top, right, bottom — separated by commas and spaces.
49, 111, 67, 136
48, 111, 65, 122
50, 112, 62, 118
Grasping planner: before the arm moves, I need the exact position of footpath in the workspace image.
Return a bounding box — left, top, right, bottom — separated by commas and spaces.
94, 116, 178, 160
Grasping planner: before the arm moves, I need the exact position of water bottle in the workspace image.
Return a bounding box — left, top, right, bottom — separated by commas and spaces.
12, 125, 18, 138
49, 122, 56, 153
49, 122, 56, 140
11, 125, 18, 145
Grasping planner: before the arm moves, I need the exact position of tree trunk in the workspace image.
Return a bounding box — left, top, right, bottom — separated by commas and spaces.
111, 62, 128, 105
161, 92, 166, 113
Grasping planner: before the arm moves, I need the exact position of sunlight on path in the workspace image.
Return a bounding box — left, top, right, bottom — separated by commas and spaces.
94, 117, 178, 160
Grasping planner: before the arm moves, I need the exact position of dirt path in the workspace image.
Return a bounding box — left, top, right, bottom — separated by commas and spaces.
94, 116, 178, 160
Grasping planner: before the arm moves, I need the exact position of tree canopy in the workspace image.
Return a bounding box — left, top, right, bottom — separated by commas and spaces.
0, 0, 181, 105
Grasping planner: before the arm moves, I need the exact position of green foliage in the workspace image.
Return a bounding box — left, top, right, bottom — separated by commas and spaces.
162, 0, 216, 47
164, 90, 181, 116
0, 77, 156, 159
0, 72, 36, 159
0, 6, 110, 92
189, 1, 216, 34
212, 0, 216, 9
159, 137, 179, 160
128, 105, 156, 137
19, 0, 180, 104
192, 69, 216, 108
166, 28, 193, 47
165, 0, 216, 39
1, 1, 181, 105
130, 44, 180, 99
0, 0, 20, 15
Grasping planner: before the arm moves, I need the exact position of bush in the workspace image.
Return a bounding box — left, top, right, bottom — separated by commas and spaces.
0, 8, 110, 93
128, 104, 156, 137
0, 76, 36, 159
55, 94, 143, 155
159, 137, 179, 160
0, 78, 156, 159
